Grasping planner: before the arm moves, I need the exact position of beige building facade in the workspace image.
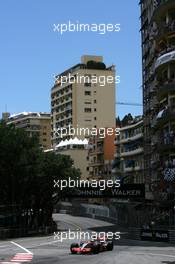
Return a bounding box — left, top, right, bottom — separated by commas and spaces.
7, 112, 51, 150
51, 55, 116, 179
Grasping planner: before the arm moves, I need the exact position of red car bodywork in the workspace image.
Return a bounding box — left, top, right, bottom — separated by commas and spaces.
70, 237, 113, 254
71, 244, 93, 254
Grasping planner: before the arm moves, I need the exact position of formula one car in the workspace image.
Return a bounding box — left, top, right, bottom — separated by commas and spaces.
70, 236, 113, 254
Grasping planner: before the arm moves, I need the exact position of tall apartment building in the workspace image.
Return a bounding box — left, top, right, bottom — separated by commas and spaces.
6, 112, 51, 150
113, 115, 144, 184
51, 55, 116, 178
141, 0, 175, 223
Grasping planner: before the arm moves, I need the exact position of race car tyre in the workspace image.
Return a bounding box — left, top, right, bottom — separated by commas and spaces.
106, 243, 113, 251
70, 243, 79, 254
92, 245, 100, 254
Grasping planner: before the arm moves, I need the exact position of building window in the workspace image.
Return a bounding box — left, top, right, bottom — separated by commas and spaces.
84, 82, 91, 87
86, 167, 89, 171
85, 91, 91, 96
94, 117, 97, 120
84, 108, 91, 113
94, 108, 96, 112
94, 100, 97, 103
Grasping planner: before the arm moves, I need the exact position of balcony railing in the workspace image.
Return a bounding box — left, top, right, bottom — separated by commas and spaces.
118, 133, 143, 144
157, 79, 175, 100
156, 45, 175, 58
155, 21, 175, 39
89, 147, 104, 155
123, 165, 143, 172
155, 50, 175, 70
120, 147, 143, 157
89, 160, 104, 166
114, 152, 120, 158
153, 107, 175, 129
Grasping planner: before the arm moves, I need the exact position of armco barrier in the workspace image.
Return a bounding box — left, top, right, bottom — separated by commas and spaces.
128, 227, 141, 240
77, 212, 175, 244
0, 228, 28, 239
169, 230, 175, 243
0, 225, 55, 239
70, 203, 175, 243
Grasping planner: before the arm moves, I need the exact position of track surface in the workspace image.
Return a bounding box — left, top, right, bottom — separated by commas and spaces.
0, 214, 175, 264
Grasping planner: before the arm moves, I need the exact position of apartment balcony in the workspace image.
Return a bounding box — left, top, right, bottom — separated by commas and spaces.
157, 80, 175, 101
111, 167, 120, 174
55, 104, 72, 114
123, 167, 134, 173
156, 134, 175, 153
56, 112, 72, 121
156, 45, 175, 58
123, 165, 143, 173
89, 147, 104, 155
153, 107, 175, 129
119, 133, 143, 144
158, 143, 175, 153
15, 123, 29, 129
152, 0, 175, 21
89, 160, 104, 167
120, 147, 143, 157
96, 137, 103, 142
53, 88, 72, 99
154, 22, 175, 41
155, 50, 175, 70
114, 152, 120, 158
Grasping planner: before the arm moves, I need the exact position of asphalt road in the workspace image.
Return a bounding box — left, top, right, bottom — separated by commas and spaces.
0, 214, 175, 264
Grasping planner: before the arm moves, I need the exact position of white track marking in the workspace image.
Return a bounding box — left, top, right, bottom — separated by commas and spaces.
10, 241, 33, 255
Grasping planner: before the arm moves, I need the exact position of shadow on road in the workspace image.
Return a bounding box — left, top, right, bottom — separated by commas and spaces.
162, 261, 175, 264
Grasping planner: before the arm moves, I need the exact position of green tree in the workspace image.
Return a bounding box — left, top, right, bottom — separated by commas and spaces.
0, 121, 80, 230
121, 113, 133, 126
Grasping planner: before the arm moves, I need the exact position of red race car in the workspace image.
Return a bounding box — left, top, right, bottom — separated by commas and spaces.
70, 237, 113, 254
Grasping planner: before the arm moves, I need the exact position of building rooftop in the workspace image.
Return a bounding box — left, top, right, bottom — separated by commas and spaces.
52, 55, 115, 89
9, 112, 50, 120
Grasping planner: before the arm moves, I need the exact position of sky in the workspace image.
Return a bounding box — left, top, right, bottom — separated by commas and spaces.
0, 0, 142, 119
